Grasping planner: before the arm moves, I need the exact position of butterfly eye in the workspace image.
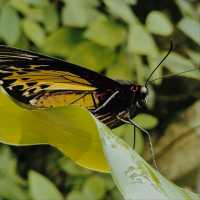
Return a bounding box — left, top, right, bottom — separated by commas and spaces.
141, 86, 148, 95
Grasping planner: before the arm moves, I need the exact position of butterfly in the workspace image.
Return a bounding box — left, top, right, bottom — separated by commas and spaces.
0, 45, 173, 134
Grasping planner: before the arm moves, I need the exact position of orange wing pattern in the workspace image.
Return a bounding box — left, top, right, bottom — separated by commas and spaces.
0, 64, 98, 109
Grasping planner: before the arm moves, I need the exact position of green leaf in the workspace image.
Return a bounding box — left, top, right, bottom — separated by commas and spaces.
62, 0, 100, 27
127, 23, 159, 56
0, 176, 30, 200
42, 28, 82, 57
26, 0, 48, 6
163, 52, 200, 79
133, 54, 145, 84
95, 119, 200, 200
146, 11, 173, 36
186, 49, 200, 66
112, 125, 144, 154
14, 33, 29, 49
0, 89, 109, 172
43, 4, 59, 33
124, 0, 137, 5
0, 0, 7, 7
66, 191, 87, 200
103, 0, 137, 24
83, 176, 106, 200
175, 0, 195, 17
178, 17, 200, 46
22, 19, 46, 47
106, 52, 133, 80
68, 41, 115, 72
29, 171, 63, 200
0, 5, 21, 45
10, 0, 44, 22
10, 0, 31, 16
0, 147, 16, 177
84, 15, 126, 49
63, 0, 99, 7
134, 114, 158, 129
0, 147, 30, 200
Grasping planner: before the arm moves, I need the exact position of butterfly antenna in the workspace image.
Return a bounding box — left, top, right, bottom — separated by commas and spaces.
148, 67, 200, 83
145, 41, 173, 87
117, 116, 159, 170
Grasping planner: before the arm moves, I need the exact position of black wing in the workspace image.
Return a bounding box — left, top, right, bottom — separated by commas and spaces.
0, 46, 122, 109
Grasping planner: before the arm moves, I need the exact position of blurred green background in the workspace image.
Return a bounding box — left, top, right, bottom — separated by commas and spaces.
0, 0, 200, 199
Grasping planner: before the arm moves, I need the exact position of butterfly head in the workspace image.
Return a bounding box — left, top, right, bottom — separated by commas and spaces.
130, 85, 148, 108
137, 86, 148, 108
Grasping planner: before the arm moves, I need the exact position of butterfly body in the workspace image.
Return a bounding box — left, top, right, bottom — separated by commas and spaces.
0, 46, 148, 128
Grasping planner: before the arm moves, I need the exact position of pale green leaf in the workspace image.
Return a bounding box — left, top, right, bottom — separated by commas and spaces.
127, 23, 159, 56
178, 17, 200, 46
103, 0, 137, 24
0, 5, 21, 45
68, 41, 115, 72
95, 119, 200, 200
84, 15, 126, 48
175, 0, 195, 17
146, 11, 173, 36
63, 0, 99, 7
62, 0, 100, 27
134, 113, 158, 129
29, 170, 63, 200
164, 52, 200, 79
22, 19, 46, 47
164, 52, 194, 69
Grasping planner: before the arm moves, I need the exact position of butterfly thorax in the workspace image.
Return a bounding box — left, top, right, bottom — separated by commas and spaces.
93, 83, 148, 128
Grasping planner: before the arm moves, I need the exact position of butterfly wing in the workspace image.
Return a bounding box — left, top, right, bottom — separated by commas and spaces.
0, 46, 122, 111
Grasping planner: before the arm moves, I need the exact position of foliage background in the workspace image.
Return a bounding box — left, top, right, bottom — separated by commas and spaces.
0, 0, 199, 199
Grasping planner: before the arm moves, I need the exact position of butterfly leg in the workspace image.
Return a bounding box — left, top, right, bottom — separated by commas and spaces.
93, 90, 119, 113
116, 115, 158, 170
133, 125, 136, 149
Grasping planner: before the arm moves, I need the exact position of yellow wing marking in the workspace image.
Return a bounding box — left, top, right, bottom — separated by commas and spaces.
31, 92, 98, 109
45, 82, 95, 91
1, 65, 96, 97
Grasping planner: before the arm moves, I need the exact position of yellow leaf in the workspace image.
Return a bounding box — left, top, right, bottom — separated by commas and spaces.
0, 89, 109, 172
